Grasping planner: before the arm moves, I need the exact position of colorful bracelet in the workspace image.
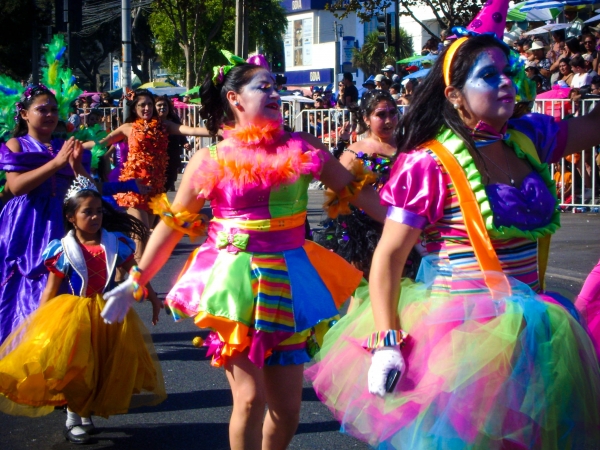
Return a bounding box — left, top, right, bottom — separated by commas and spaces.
362, 330, 408, 350
148, 193, 208, 241
129, 266, 148, 302
323, 159, 378, 218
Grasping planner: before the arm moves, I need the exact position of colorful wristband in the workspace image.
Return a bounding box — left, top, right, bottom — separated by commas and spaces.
362, 329, 408, 350
129, 266, 147, 302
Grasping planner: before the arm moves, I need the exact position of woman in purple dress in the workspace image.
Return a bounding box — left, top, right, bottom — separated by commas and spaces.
0, 85, 89, 343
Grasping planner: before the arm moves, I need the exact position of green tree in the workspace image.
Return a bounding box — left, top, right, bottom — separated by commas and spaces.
150, 0, 287, 88
325, 0, 484, 36
353, 29, 413, 76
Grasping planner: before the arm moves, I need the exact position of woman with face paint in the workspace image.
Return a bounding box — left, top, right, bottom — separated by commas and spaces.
307, 19, 600, 450
99, 51, 386, 450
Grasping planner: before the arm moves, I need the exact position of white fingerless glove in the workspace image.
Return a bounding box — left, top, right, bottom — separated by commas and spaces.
368, 346, 405, 397
101, 278, 135, 324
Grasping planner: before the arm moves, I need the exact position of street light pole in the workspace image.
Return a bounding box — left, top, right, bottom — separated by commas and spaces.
122, 0, 132, 121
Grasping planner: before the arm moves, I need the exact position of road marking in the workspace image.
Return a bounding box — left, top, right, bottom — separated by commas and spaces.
546, 271, 585, 283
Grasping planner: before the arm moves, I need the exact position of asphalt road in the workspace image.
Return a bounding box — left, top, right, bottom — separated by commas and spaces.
1, 189, 599, 450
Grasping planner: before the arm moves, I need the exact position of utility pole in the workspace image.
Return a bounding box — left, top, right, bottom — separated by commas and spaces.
333, 21, 343, 88
122, 0, 132, 120
31, 0, 39, 84
235, 0, 249, 58
394, 0, 400, 68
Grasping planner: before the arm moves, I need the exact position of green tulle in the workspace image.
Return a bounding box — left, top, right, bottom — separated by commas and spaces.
0, 170, 6, 194
69, 124, 108, 169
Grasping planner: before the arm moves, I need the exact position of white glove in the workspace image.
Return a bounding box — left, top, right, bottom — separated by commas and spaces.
368, 346, 405, 397
101, 278, 136, 324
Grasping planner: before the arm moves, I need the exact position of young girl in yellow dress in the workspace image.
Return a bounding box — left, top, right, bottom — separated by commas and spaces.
0, 176, 166, 445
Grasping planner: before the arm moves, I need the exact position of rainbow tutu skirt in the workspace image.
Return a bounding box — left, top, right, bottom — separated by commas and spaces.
306, 256, 600, 449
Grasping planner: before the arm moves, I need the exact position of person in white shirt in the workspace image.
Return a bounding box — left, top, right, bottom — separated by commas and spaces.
570, 55, 595, 88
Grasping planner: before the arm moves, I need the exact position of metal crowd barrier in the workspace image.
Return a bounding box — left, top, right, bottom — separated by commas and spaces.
89, 99, 598, 208
533, 99, 599, 208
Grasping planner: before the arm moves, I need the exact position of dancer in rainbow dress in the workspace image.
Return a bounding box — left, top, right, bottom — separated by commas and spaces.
100, 51, 385, 449
306, 2, 600, 448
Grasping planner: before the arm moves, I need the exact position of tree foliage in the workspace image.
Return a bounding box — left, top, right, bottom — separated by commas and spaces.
325, 0, 484, 36
352, 30, 413, 76
150, 0, 287, 88
0, 0, 54, 81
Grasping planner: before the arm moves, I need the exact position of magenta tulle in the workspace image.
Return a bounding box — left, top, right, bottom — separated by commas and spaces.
576, 258, 600, 355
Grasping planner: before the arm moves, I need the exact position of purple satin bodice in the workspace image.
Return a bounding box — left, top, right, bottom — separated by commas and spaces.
485, 171, 556, 231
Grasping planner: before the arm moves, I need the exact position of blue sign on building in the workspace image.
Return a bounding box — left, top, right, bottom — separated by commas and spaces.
284, 68, 333, 85
280, 0, 327, 13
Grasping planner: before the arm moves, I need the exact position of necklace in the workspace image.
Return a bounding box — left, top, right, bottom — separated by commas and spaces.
480, 151, 515, 186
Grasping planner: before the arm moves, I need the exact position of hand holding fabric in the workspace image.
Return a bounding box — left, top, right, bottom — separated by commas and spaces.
368, 347, 405, 397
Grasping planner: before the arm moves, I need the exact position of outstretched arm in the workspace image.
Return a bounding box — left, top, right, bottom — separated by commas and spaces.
98, 123, 130, 147
163, 120, 212, 137
136, 147, 209, 285
562, 102, 600, 156
101, 147, 209, 324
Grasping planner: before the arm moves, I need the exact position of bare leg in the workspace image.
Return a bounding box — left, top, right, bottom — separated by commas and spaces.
126, 207, 151, 261
225, 350, 266, 450
262, 364, 304, 450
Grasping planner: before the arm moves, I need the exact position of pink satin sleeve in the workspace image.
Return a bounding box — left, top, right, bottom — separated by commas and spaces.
379, 150, 447, 229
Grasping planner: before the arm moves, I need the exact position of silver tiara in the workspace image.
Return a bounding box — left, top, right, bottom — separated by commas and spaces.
64, 175, 99, 203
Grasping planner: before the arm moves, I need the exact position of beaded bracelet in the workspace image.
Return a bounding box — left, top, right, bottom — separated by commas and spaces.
129, 266, 148, 302
323, 159, 377, 218
362, 329, 408, 350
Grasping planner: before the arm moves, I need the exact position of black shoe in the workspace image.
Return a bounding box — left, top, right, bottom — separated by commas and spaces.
79, 423, 98, 435
63, 426, 90, 444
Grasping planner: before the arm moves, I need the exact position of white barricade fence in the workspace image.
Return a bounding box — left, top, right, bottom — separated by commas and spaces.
98, 97, 595, 208
533, 99, 599, 208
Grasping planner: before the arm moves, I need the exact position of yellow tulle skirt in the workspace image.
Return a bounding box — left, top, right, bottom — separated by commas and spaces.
0, 294, 166, 418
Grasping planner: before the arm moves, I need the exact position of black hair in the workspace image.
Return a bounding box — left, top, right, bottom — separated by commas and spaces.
570, 55, 585, 68
559, 57, 572, 69
591, 75, 600, 86
199, 63, 265, 136
125, 89, 157, 123
63, 189, 149, 242
155, 95, 181, 123
357, 90, 397, 134
391, 83, 401, 91
565, 37, 582, 55
13, 85, 57, 138
552, 30, 565, 42
343, 72, 353, 82
397, 34, 510, 157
